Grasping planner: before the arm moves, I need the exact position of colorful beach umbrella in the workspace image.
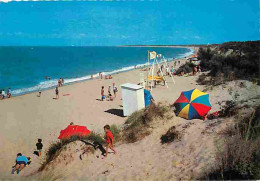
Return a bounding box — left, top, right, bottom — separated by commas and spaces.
58, 125, 91, 140
174, 89, 211, 120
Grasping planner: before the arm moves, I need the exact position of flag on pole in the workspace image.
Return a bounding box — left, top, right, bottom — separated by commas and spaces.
150, 51, 156, 60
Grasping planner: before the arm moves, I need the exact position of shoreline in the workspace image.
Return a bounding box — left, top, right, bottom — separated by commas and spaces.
0, 47, 202, 178
4, 47, 195, 98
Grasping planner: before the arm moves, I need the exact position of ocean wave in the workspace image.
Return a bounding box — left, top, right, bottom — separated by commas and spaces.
11, 63, 148, 96
11, 49, 194, 96
175, 48, 194, 59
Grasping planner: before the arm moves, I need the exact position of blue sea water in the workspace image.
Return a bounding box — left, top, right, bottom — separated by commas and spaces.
0, 46, 193, 96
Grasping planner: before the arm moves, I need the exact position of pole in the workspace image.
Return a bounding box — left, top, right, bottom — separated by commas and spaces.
163, 56, 175, 84
155, 58, 168, 88
147, 50, 149, 88
151, 61, 155, 91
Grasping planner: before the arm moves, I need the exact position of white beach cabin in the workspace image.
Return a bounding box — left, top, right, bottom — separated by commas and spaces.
121, 83, 145, 116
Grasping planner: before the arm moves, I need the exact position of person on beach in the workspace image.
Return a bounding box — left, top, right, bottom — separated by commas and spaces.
7, 88, 12, 98
38, 88, 42, 97
112, 83, 118, 98
55, 87, 59, 99
160, 65, 164, 72
193, 66, 198, 76
101, 86, 105, 101
11, 154, 31, 174
198, 65, 201, 74
104, 125, 117, 157
62, 78, 64, 85
58, 78, 62, 87
1, 89, 6, 99
36, 139, 43, 156
108, 86, 111, 95
108, 92, 113, 101
107, 87, 113, 101
170, 66, 174, 75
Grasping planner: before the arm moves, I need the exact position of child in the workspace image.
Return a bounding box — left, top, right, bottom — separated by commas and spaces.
104, 125, 117, 157
101, 86, 105, 101
11, 154, 31, 174
36, 139, 43, 156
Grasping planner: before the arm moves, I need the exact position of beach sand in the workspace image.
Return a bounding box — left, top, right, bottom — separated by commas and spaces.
1, 48, 259, 180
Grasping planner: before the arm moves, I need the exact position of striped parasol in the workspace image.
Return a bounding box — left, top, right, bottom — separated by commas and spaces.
174, 89, 211, 120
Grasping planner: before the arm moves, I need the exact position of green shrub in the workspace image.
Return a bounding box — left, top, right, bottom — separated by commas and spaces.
40, 132, 103, 171
110, 124, 121, 142
200, 106, 260, 180
123, 103, 172, 143
176, 62, 195, 75
236, 106, 260, 140
84, 132, 104, 144
198, 41, 260, 83
160, 126, 182, 144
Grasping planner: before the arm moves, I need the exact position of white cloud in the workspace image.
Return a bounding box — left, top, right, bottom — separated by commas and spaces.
194, 35, 200, 39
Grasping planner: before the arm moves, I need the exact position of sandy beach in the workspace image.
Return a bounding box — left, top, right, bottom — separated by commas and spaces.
1, 48, 259, 180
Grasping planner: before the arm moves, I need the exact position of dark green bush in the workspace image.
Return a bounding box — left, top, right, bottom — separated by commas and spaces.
176, 62, 195, 74
198, 41, 260, 82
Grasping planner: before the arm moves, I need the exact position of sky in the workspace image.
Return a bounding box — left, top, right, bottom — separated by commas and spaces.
0, 0, 259, 46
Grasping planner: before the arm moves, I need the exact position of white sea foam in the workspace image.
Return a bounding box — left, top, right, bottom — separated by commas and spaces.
11, 63, 147, 96
11, 49, 194, 96
175, 48, 194, 59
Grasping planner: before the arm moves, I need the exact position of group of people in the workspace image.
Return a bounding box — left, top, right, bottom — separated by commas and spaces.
11, 139, 43, 175
193, 65, 202, 75
58, 78, 64, 87
101, 83, 118, 101
98, 72, 113, 80
104, 75, 113, 79
0, 88, 12, 99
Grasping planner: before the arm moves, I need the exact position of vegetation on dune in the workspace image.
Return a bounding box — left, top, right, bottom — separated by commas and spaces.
39, 133, 103, 171
123, 102, 172, 143
176, 62, 196, 75
197, 41, 260, 85
200, 105, 260, 180
110, 124, 122, 143
40, 103, 173, 171
160, 126, 182, 144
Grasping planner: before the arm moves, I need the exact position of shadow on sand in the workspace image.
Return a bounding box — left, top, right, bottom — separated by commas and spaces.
104, 109, 125, 117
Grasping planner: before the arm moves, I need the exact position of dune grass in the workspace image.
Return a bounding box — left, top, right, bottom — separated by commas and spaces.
123, 102, 172, 143
200, 105, 260, 180
39, 133, 103, 171
160, 126, 182, 144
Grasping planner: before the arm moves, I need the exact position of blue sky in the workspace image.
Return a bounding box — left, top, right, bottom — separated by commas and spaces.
0, 0, 259, 46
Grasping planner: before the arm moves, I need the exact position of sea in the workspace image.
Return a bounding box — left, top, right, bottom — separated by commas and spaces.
0, 46, 193, 96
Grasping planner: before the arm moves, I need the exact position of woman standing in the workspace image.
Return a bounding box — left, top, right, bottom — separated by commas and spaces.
55, 87, 59, 100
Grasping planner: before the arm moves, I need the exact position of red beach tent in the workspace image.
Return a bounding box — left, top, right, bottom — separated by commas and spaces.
58, 125, 91, 140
